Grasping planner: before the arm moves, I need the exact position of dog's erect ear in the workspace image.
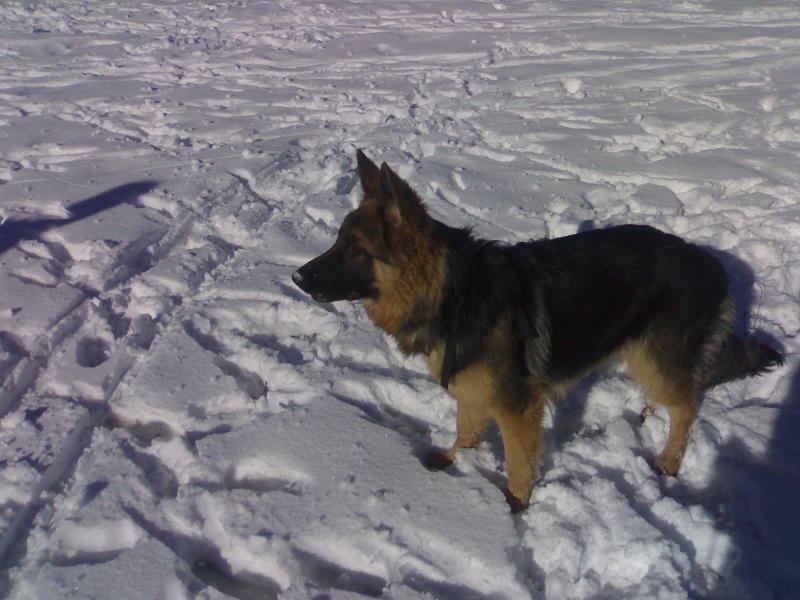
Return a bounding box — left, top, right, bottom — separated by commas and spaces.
356, 149, 381, 198
378, 162, 429, 230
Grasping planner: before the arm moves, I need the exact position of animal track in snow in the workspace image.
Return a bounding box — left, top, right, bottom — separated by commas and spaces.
75, 337, 111, 368
3, 1, 799, 598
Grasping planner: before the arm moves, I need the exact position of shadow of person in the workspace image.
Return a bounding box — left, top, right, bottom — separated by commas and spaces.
0, 180, 158, 255
703, 358, 800, 598
654, 246, 796, 597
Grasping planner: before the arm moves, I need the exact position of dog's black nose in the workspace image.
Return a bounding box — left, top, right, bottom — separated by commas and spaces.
291, 270, 304, 286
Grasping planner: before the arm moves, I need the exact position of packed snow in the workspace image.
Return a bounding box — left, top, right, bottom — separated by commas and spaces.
1, 1, 799, 598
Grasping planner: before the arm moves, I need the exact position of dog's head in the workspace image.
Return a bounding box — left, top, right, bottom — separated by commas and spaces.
292, 150, 433, 303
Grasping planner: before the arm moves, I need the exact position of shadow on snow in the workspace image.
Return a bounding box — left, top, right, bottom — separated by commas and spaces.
0, 181, 158, 255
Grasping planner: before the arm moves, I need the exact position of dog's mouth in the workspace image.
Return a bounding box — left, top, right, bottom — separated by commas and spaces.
310, 291, 364, 303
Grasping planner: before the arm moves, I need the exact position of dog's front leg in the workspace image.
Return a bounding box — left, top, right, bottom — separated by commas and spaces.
493, 395, 545, 513
424, 393, 490, 470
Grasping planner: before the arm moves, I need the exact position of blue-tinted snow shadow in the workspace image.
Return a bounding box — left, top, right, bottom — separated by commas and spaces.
0, 181, 158, 255
703, 361, 800, 599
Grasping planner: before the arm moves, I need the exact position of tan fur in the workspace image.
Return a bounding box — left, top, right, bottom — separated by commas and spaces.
492, 397, 546, 505
433, 353, 495, 462
655, 401, 697, 475
621, 338, 697, 475
424, 311, 512, 397
362, 218, 447, 354
426, 313, 547, 507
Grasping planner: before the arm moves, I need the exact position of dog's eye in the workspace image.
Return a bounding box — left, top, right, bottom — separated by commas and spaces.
349, 237, 368, 257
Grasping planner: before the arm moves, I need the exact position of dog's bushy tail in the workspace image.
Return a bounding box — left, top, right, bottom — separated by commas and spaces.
702, 334, 783, 389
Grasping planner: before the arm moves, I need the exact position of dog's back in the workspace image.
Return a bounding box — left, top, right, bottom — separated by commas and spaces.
511, 224, 781, 390
513, 225, 728, 382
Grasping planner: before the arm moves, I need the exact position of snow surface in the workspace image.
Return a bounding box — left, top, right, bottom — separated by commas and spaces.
1, 1, 799, 598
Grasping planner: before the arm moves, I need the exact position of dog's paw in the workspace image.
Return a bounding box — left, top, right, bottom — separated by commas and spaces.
503, 489, 529, 514
422, 448, 454, 471
653, 452, 681, 477
639, 404, 656, 424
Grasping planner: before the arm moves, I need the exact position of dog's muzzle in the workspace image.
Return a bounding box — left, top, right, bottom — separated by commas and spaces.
292, 268, 332, 302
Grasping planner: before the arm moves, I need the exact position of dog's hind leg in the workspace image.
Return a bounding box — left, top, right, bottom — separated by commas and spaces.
493, 394, 546, 512
623, 340, 698, 476
639, 403, 656, 424
654, 396, 697, 476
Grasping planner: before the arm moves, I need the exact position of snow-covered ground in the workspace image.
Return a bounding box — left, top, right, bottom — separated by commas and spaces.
1, 1, 799, 598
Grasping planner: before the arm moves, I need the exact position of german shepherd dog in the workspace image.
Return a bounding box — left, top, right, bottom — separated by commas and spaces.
293, 150, 783, 512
